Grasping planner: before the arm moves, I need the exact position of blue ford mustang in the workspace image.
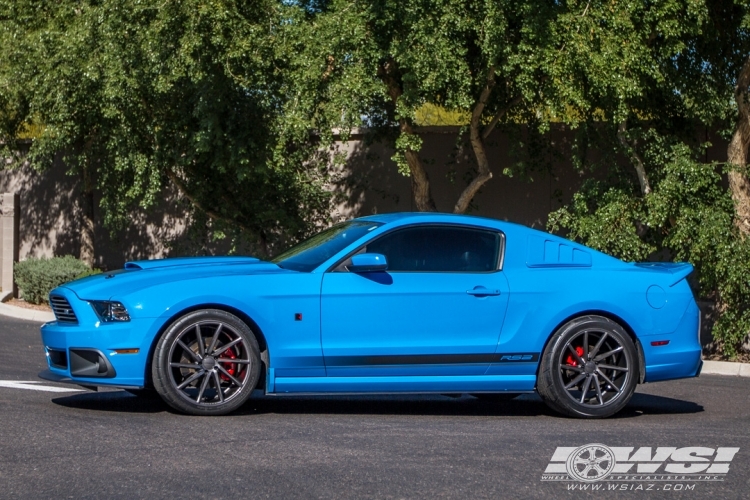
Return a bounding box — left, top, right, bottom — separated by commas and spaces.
39, 213, 702, 418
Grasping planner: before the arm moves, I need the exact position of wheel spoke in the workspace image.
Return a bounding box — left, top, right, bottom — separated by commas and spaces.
195, 324, 205, 357
596, 369, 621, 392
212, 371, 224, 403
583, 331, 589, 360
598, 363, 628, 372
212, 337, 242, 357
196, 370, 211, 402
561, 364, 583, 372
218, 358, 250, 365
564, 372, 586, 389
566, 344, 584, 365
594, 346, 623, 362
216, 364, 243, 387
207, 324, 223, 355
170, 362, 201, 370
589, 332, 608, 359
593, 463, 608, 474
176, 339, 201, 362
593, 374, 604, 405
176, 369, 204, 390
579, 375, 592, 403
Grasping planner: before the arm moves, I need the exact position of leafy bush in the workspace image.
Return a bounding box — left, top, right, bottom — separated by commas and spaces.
13, 256, 98, 305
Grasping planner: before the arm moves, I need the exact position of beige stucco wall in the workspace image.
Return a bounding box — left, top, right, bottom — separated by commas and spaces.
1, 126, 730, 270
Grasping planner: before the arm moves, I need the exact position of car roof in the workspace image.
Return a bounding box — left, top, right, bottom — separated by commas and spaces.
355, 212, 523, 231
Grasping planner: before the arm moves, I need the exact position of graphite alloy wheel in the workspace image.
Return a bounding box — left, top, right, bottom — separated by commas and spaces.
537, 315, 638, 418
152, 309, 261, 416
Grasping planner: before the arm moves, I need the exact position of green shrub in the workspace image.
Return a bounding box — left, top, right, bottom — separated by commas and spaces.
13, 256, 98, 304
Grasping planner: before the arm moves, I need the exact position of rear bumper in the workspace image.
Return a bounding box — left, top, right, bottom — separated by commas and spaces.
643, 299, 702, 383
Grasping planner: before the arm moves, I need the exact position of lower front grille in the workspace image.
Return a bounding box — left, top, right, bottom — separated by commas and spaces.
47, 348, 68, 369
49, 295, 78, 324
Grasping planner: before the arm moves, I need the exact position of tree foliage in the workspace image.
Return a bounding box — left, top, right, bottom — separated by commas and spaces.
547, 0, 750, 356
0, 0, 339, 257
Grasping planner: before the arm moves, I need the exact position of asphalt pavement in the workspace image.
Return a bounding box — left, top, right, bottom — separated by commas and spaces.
1, 315, 749, 499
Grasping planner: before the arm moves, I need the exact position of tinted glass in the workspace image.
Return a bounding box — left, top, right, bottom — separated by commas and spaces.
365, 226, 501, 272
272, 221, 382, 272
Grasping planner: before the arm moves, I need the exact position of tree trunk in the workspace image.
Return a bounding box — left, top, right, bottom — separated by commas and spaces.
401, 126, 438, 212
454, 107, 493, 214
617, 120, 652, 196
79, 166, 95, 267
454, 67, 498, 214
379, 60, 437, 212
728, 54, 750, 236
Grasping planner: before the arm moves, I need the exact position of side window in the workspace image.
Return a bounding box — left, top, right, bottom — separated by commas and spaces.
363, 226, 501, 272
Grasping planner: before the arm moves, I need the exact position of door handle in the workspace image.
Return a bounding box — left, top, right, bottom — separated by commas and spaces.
466, 287, 501, 297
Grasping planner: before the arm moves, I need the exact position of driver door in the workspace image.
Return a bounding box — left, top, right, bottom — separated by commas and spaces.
320, 224, 509, 377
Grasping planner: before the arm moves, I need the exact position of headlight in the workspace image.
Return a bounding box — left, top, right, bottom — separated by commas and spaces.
89, 301, 131, 322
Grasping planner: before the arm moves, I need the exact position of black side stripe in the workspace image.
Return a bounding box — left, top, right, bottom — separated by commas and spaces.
325, 353, 539, 366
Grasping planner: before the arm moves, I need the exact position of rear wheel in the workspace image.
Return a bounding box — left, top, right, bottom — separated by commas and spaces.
152, 309, 261, 415
537, 315, 638, 418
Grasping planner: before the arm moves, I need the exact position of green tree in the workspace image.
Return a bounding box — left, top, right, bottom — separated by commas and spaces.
303, 0, 561, 212
547, 0, 750, 356
0, 0, 337, 262
298, 1, 720, 213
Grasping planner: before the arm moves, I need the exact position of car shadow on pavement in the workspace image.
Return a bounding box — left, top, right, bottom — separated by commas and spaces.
233, 392, 703, 419
616, 392, 704, 418
50, 390, 702, 418
51, 390, 169, 413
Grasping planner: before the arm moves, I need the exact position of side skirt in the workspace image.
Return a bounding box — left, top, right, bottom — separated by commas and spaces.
271, 374, 536, 394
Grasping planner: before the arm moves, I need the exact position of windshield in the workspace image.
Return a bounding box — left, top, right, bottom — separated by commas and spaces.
272, 221, 382, 272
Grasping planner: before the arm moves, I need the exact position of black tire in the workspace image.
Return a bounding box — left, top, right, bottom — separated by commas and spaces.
537, 315, 638, 418
152, 309, 261, 416
471, 393, 519, 402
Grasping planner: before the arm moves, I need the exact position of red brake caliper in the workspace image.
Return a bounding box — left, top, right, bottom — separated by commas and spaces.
218, 346, 238, 382
566, 346, 585, 367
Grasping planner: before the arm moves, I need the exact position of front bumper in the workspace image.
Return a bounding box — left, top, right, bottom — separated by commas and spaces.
40, 289, 159, 388
38, 368, 142, 390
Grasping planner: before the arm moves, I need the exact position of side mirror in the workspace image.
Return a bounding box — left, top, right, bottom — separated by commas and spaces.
348, 253, 388, 273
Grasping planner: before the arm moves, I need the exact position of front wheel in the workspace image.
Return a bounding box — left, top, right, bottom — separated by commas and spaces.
537, 315, 638, 418
152, 309, 261, 415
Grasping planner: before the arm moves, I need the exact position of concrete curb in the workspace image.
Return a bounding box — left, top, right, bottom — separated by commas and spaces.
701, 360, 750, 378
0, 291, 55, 323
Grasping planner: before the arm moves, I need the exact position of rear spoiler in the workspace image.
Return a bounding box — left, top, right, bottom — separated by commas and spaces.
634, 262, 694, 286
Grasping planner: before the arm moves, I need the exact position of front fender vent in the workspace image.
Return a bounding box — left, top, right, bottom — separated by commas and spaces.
49, 295, 78, 324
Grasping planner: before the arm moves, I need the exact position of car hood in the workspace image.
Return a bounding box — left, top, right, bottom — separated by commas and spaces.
61, 256, 292, 300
